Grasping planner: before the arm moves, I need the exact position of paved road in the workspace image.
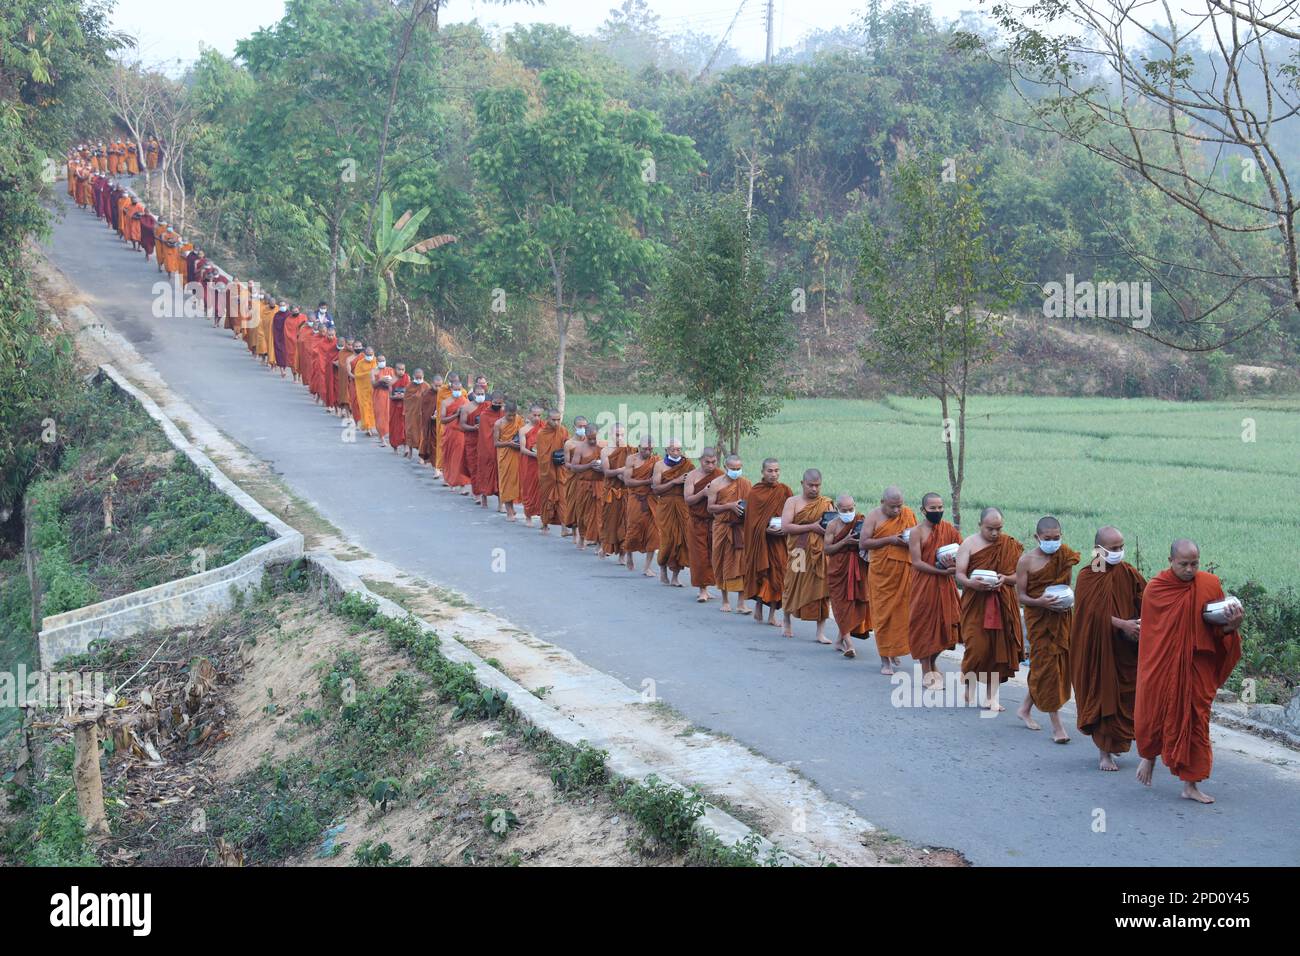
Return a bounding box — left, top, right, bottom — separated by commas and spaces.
43, 188, 1300, 865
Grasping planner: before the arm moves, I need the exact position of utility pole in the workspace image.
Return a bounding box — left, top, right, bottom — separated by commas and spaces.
765, 0, 774, 65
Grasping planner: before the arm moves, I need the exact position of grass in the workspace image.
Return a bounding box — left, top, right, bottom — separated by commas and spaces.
566, 392, 1300, 591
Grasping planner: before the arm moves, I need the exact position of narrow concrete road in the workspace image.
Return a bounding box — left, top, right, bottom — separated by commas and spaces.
42, 188, 1300, 866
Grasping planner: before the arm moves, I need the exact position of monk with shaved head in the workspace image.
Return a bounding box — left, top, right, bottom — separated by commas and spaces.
536, 409, 569, 533
860, 485, 918, 675
684, 448, 723, 602
1070, 526, 1145, 771
519, 405, 545, 525
955, 507, 1025, 712
620, 437, 661, 575
561, 416, 590, 538
779, 469, 834, 643
1134, 539, 1242, 803
825, 494, 870, 658
598, 424, 630, 559
908, 492, 961, 686
742, 458, 792, 627
1015, 516, 1081, 743
652, 439, 694, 586
707, 454, 751, 614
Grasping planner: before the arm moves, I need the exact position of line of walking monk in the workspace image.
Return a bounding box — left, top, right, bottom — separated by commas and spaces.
67, 146, 1247, 806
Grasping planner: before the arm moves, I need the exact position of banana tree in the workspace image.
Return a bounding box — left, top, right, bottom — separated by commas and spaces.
353, 192, 456, 325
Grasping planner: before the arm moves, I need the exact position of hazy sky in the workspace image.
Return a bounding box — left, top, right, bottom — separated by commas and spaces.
111, 0, 987, 70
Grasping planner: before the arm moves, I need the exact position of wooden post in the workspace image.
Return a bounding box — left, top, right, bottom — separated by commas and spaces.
72, 718, 110, 840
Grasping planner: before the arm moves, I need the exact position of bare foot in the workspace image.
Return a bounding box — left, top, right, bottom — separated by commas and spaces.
720, 603, 732, 613
1016, 701, 1042, 731
735, 605, 750, 615
984, 702, 1006, 713
816, 636, 833, 645
1136, 757, 1154, 787
767, 616, 781, 628
880, 661, 895, 676
782, 630, 794, 638
643, 568, 657, 578
1099, 752, 1119, 772
1180, 782, 1215, 804
752, 608, 764, 624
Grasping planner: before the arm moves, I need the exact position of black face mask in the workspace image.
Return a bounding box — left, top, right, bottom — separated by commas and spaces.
925, 510, 943, 524
491, 403, 502, 411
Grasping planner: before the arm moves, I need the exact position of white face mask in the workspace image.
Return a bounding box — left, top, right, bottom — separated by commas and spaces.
1103, 547, 1124, 565
377, 360, 386, 368
1039, 538, 1062, 555
575, 426, 586, 437
413, 378, 423, 384
838, 510, 855, 522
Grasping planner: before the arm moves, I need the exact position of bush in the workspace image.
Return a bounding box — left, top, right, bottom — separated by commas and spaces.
1229, 581, 1300, 704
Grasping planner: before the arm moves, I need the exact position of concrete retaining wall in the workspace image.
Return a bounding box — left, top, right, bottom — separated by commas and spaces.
37, 364, 304, 668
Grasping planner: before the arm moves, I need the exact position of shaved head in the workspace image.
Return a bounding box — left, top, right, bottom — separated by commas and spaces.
882, 485, 903, 504
1095, 525, 1122, 548
1036, 515, 1061, 534
804, 468, 822, 482
1169, 538, 1200, 581
980, 507, 1002, 524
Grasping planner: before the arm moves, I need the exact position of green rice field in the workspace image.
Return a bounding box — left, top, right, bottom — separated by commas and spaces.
567, 393, 1300, 592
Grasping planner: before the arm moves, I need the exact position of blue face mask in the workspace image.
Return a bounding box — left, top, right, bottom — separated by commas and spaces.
1039, 538, 1062, 555
452, 389, 462, 398
726, 468, 742, 480
665, 455, 682, 466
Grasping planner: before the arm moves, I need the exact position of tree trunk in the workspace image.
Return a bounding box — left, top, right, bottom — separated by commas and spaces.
73, 720, 110, 840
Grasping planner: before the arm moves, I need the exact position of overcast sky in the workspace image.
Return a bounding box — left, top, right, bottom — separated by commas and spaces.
111, 0, 989, 70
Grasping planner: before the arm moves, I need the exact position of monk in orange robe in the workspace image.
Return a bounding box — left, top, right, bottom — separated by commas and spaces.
826, 494, 870, 658
439, 378, 471, 491
620, 438, 660, 574
417, 375, 443, 465
1015, 516, 1082, 743
460, 391, 487, 491
402, 370, 431, 455
520, 405, 544, 524
598, 425, 630, 558
779, 469, 834, 643
708, 454, 752, 614
314, 327, 337, 404
570, 430, 603, 548
294, 314, 314, 386
474, 391, 505, 507
371, 355, 397, 442
741, 458, 792, 627
1071, 525, 1145, 771
651, 441, 693, 585
335, 342, 355, 414
907, 492, 961, 685
346, 340, 366, 422
684, 449, 722, 601
861, 486, 918, 674
1135, 539, 1242, 804
560, 417, 589, 537
494, 401, 525, 519
385, 363, 409, 451
126, 140, 140, 174
283, 308, 308, 382
536, 411, 570, 533
956, 507, 1025, 712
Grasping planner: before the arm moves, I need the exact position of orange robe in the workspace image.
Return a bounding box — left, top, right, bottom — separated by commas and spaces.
654, 458, 694, 571
521, 425, 541, 517
431, 384, 452, 467
959, 535, 1025, 684
562, 447, 584, 529
536, 424, 569, 527
742, 482, 793, 607
1023, 545, 1081, 712
495, 414, 524, 503
827, 515, 871, 636
283, 313, 307, 376
623, 456, 661, 553
783, 496, 834, 621
440, 397, 471, 485
867, 507, 918, 657
711, 478, 751, 591
601, 447, 632, 554
908, 520, 961, 659
572, 444, 603, 540
372, 367, 397, 439
687, 468, 722, 588
294, 322, 314, 384
402, 381, 432, 451
1071, 561, 1145, 754
474, 406, 505, 497
335, 348, 355, 413
1135, 570, 1242, 782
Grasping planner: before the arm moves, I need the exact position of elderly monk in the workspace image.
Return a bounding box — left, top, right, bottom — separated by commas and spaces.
1135, 540, 1242, 804
598, 424, 630, 560
560, 417, 590, 538
519, 406, 544, 525
908, 492, 961, 687
474, 391, 505, 509
779, 469, 834, 643
859, 486, 917, 675
651, 440, 694, 586
536, 410, 569, 533
621, 437, 661, 575
386, 363, 410, 452
684, 448, 722, 602
742, 458, 792, 628
402, 370, 431, 456
493, 400, 525, 519
955, 507, 1025, 712
351, 346, 378, 435
707, 454, 751, 614
570, 427, 604, 549
1071, 526, 1145, 771
826, 493, 869, 658
1015, 516, 1081, 743
371, 355, 397, 443
440, 377, 471, 492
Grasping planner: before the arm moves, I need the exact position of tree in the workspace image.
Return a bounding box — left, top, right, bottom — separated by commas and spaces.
961, 0, 1300, 350
472, 68, 699, 415
856, 155, 1017, 529
352, 192, 456, 324
641, 192, 791, 455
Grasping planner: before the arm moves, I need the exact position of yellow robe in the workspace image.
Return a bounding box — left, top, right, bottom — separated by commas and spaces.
352, 356, 378, 431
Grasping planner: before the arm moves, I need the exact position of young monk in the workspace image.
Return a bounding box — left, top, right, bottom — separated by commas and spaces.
707, 454, 751, 615
598, 424, 630, 560
620, 437, 660, 575
651, 440, 693, 585
779, 469, 834, 643
684, 448, 722, 602
493, 400, 525, 520
1134, 539, 1242, 804
825, 493, 869, 658
907, 493, 961, 687
1015, 516, 1081, 743
519, 405, 544, 526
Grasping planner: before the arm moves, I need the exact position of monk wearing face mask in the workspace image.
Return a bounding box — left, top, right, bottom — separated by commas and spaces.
402, 369, 431, 458
826, 493, 870, 659
651, 439, 693, 585
1015, 516, 1081, 743
907, 493, 960, 686
439, 377, 471, 492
